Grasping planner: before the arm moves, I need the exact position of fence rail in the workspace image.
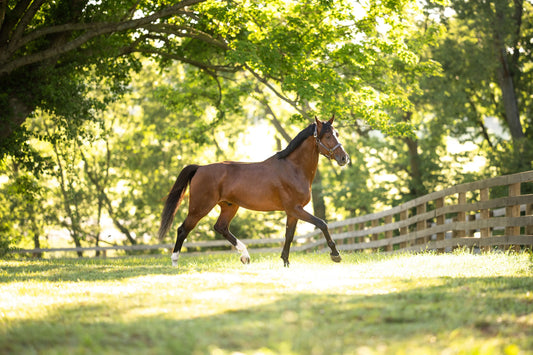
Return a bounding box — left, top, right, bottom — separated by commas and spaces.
11, 171, 533, 258
307, 170, 533, 253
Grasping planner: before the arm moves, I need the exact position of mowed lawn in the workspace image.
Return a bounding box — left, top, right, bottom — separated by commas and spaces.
1, 251, 532, 355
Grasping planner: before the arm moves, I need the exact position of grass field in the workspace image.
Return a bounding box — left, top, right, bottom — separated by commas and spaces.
1, 251, 532, 355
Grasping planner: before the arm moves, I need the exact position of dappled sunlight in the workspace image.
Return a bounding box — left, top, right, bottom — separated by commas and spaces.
1, 253, 532, 354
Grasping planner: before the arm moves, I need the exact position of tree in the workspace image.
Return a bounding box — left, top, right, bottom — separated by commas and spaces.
0, 163, 50, 256
450, 0, 527, 142
433, 0, 533, 172
1, 0, 425, 167
1, 0, 211, 162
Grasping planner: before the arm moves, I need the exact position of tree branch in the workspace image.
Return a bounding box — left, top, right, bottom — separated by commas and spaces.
141, 23, 229, 50
0, 0, 32, 43
9, 0, 47, 48
0, 0, 7, 30
3, 22, 99, 61
129, 47, 237, 73
253, 87, 292, 143
0, 0, 207, 75
243, 63, 307, 118
121, 0, 142, 21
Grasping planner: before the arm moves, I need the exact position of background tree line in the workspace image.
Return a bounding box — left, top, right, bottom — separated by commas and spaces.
0, 0, 531, 256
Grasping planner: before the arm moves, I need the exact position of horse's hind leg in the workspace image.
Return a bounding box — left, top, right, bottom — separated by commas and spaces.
214, 202, 250, 264
281, 216, 298, 267
172, 202, 215, 266
171, 215, 202, 266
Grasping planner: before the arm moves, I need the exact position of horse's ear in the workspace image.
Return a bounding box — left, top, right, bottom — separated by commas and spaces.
315, 116, 322, 128
328, 114, 335, 124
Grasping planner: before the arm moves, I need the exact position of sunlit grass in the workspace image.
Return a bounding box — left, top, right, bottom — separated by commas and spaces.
1, 251, 532, 354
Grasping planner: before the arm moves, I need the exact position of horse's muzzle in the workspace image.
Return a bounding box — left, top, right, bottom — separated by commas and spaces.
335, 152, 350, 166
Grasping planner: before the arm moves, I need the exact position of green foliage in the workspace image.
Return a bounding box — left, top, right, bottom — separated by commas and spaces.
0, 202, 16, 257
0, 165, 50, 256
424, 0, 533, 172
2, 0, 433, 166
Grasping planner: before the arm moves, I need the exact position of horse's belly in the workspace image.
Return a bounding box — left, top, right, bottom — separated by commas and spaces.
238, 199, 283, 212
224, 186, 284, 212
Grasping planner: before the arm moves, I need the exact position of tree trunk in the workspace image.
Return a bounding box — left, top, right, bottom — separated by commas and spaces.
30, 205, 42, 258
405, 136, 426, 198
80, 150, 137, 245
403, 112, 426, 198
494, 2, 525, 142
467, 96, 493, 149
1, 96, 33, 141
496, 47, 524, 141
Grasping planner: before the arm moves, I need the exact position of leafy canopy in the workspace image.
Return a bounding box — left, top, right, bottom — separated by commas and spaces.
0, 0, 435, 167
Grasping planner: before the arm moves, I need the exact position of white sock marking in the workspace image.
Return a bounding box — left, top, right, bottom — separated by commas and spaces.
236, 239, 250, 260
171, 252, 180, 267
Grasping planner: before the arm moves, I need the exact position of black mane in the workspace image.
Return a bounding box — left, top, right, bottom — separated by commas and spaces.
276, 124, 315, 159
276, 122, 333, 160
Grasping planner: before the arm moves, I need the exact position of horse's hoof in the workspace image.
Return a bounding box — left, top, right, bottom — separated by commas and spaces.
330, 254, 342, 263
171, 260, 178, 267
284, 260, 290, 268
240, 255, 251, 264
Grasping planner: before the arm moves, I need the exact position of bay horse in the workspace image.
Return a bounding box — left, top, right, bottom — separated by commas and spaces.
158, 116, 350, 267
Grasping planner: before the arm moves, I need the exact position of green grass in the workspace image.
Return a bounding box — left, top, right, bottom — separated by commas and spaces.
1, 251, 532, 355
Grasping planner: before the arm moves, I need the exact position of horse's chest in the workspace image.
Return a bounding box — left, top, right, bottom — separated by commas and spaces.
280, 173, 312, 203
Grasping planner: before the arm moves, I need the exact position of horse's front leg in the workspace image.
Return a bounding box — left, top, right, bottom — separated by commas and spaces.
288, 206, 341, 263
281, 216, 298, 267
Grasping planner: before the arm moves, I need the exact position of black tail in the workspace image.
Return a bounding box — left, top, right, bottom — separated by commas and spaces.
158, 165, 199, 241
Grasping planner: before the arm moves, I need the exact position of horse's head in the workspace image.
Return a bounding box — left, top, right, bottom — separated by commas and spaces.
315, 115, 350, 166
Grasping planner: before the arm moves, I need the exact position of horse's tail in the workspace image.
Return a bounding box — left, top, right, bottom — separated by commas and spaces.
158, 164, 199, 241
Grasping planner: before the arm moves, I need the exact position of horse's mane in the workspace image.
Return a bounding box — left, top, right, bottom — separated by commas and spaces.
276, 122, 332, 160
276, 124, 315, 159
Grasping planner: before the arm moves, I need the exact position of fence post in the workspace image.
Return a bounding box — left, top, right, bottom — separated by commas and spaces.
457, 192, 466, 238
385, 215, 393, 251
506, 182, 521, 252
371, 219, 379, 251
480, 187, 490, 252
435, 197, 445, 253
358, 222, 365, 250
450, 192, 467, 251
527, 203, 533, 250
347, 222, 355, 245
416, 203, 427, 247
399, 210, 408, 250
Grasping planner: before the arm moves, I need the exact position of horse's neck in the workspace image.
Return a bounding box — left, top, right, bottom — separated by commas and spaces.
287, 137, 319, 182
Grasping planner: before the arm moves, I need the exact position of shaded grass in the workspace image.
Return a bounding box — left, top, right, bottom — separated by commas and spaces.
1, 251, 532, 354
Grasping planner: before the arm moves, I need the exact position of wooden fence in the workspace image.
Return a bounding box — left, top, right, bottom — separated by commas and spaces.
11, 170, 533, 258
301, 170, 533, 253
